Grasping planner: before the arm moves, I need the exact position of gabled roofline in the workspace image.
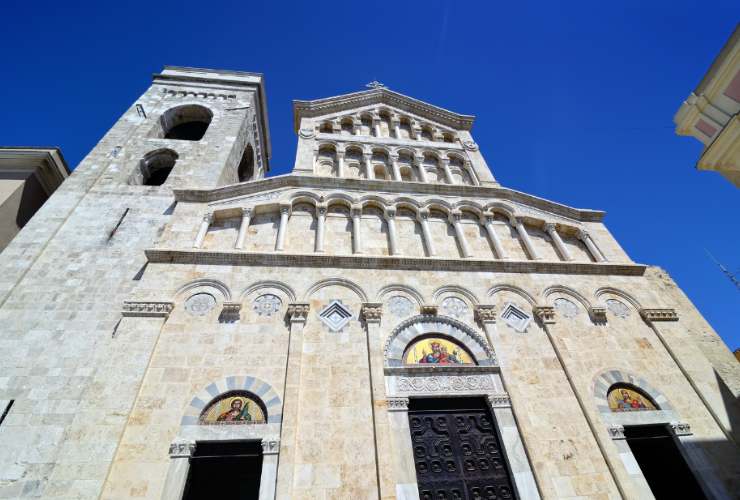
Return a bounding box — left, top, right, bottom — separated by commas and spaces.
293, 88, 475, 132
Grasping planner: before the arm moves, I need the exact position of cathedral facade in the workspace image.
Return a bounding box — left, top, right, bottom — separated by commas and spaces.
0, 67, 739, 500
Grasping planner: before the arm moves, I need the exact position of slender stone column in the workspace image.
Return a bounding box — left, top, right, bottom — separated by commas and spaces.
417, 209, 436, 257
412, 125, 422, 141
578, 229, 607, 262
372, 116, 381, 137
440, 157, 455, 184
315, 204, 327, 253
386, 397, 419, 498
234, 208, 252, 249
392, 118, 401, 139
276, 303, 310, 498
351, 204, 363, 254
275, 204, 291, 251
512, 217, 540, 260
384, 208, 399, 256
193, 213, 213, 248
363, 153, 374, 180
258, 439, 280, 500
481, 213, 507, 259
390, 154, 402, 181
465, 160, 480, 186
545, 223, 572, 261
360, 304, 396, 499
449, 210, 472, 258
413, 157, 429, 183
336, 150, 345, 178
352, 118, 360, 135
161, 441, 196, 500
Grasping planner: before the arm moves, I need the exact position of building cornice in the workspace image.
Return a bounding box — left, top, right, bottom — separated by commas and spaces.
0, 147, 69, 195
293, 88, 475, 131
144, 248, 645, 276
173, 174, 605, 222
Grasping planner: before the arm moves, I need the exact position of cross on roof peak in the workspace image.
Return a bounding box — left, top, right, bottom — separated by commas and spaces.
365, 80, 386, 90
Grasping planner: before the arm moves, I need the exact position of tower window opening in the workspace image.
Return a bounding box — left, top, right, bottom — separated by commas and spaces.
160, 104, 213, 141
139, 149, 178, 186
237, 144, 255, 182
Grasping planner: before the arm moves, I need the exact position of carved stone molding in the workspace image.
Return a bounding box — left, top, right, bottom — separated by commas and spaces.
287, 303, 310, 323
534, 306, 556, 325
420, 304, 438, 316
169, 440, 196, 457
361, 302, 383, 324
670, 421, 692, 436
298, 128, 315, 139
122, 301, 174, 318
589, 306, 607, 324
640, 308, 679, 323
486, 393, 511, 408
462, 140, 479, 151
607, 425, 625, 440
475, 305, 496, 324
261, 438, 281, 455
219, 302, 241, 323
387, 397, 410, 412
396, 374, 496, 394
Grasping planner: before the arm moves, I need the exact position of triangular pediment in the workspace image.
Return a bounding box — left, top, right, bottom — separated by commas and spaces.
293, 88, 474, 132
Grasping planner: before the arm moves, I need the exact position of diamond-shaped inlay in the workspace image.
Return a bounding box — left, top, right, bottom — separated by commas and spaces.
500, 303, 531, 332
319, 300, 352, 332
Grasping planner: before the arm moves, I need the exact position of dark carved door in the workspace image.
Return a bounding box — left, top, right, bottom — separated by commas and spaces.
408, 397, 516, 500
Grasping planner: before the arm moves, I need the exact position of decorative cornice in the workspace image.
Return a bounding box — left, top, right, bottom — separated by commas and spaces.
361, 302, 383, 323
420, 304, 439, 315
386, 397, 410, 412
122, 301, 174, 318
293, 88, 475, 131
487, 393, 511, 408
261, 438, 280, 455
607, 425, 625, 440
669, 421, 692, 437
534, 306, 556, 325
144, 249, 646, 277
169, 440, 196, 457
475, 305, 496, 324
640, 308, 679, 322
172, 174, 605, 222
219, 302, 241, 323
287, 302, 310, 323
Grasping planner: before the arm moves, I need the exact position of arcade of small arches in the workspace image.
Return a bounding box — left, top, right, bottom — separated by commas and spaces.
196, 195, 607, 263
316, 108, 458, 144
314, 142, 477, 185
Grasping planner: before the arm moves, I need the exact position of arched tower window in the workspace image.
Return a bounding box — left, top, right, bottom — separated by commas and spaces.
199, 390, 267, 424
403, 335, 476, 365
160, 104, 213, 141
139, 149, 178, 186
607, 384, 658, 412
319, 121, 334, 133
237, 144, 255, 182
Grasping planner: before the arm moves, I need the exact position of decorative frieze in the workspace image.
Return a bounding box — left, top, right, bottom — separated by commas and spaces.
219, 302, 241, 323
396, 374, 495, 394
361, 303, 383, 323
475, 305, 497, 324
168, 440, 196, 457
261, 438, 281, 455
670, 422, 692, 436
420, 304, 438, 316
122, 301, 174, 318
640, 308, 679, 322
534, 306, 556, 325
287, 303, 310, 323
486, 393, 511, 408
386, 397, 410, 412
589, 306, 607, 324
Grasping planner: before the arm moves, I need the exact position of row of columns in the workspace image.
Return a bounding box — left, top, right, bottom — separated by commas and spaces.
193, 208, 608, 263
321, 114, 452, 143
320, 150, 476, 185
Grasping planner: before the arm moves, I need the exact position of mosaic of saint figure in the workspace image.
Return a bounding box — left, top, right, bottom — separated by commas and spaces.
607, 386, 656, 412
404, 337, 474, 365
200, 393, 266, 424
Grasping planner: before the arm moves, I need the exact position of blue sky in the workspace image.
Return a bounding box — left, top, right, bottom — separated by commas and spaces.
2, 1, 738, 348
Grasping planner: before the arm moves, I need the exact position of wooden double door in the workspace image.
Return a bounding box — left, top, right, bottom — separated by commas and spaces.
409, 397, 516, 500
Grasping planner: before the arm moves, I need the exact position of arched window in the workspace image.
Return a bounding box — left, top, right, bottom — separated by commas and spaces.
607, 384, 658, 412
199, 391, 267, 424
340, 118, 354, 135
160, 104, 213, 141
403, 335, 476, 365
237, 144, 255, 182
138, 149, 178, 186
421, 126, 434, 141
319, 121, 334, 133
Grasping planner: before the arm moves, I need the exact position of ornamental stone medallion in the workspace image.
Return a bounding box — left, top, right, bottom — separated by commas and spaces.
606, 299, 630, 318
388, 296, 414, 318
253, 294, 282, 316
441, 297, 469, 319
554, 298, 578, 319
184, 293, 217, 316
